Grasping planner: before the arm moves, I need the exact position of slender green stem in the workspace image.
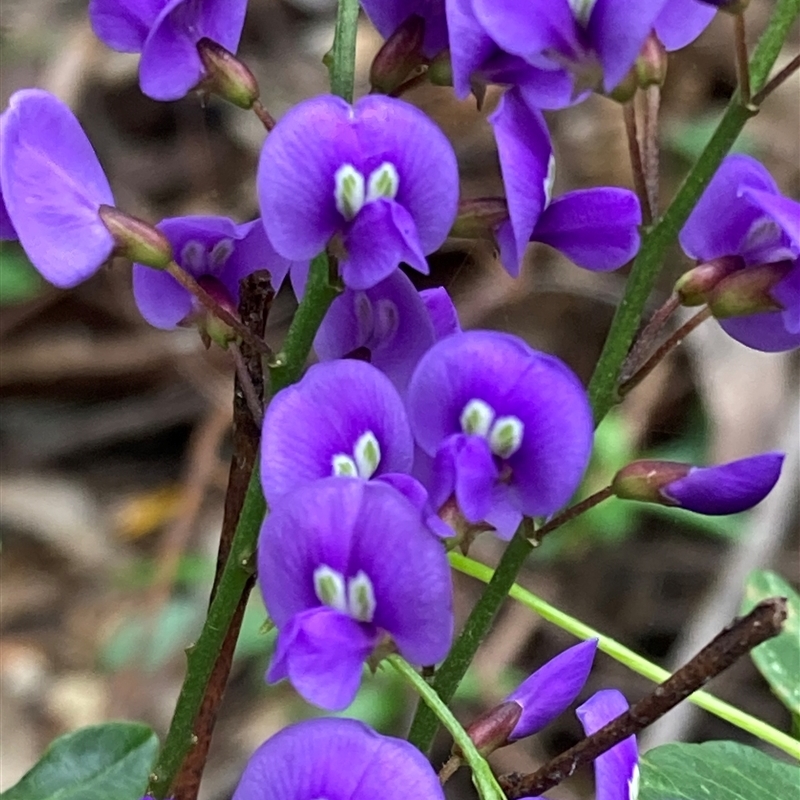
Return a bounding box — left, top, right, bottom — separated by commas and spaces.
450, 553, 800, 761
328, 0, 360, 102
588, 0, 799, 424
406, 0, 799, 754
407, 526, 533, 751
388, 656, 506, 800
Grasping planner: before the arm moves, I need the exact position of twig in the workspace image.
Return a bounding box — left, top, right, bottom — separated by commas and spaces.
620, 292, 680, 383
499, 598, 788, 798
643, 85, 661, 217
623, 101, 653, 225
752, 52, 800, 104
618, 306, 711, 397
252, 99, 276, 131
530, 486, 614, 542
229, 342, 263, 428
734, 12, 753, 107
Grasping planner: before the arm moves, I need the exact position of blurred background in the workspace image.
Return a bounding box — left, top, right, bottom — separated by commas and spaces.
0, 1, 798, 797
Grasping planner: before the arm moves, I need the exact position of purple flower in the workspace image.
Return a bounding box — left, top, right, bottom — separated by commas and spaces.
489, 87, 641, 276
0, 89, 115, 288
257, 94, 459, 290
0, 186, 16, 240
89, 0, 248, 101
613, 453, 785, 515
506, 639, 598, 741
576, 690, 639, 800
407, 331, 593, 538
260, 359, 414, 503
313, 269, 460, 394
132, 215, 296, 329
232, 717, 444, 799
449, 0, 669, 111
654, 0, 717, 51
680, 154, 800, 351
361, 0, 449, 58
258, 478, 453, 710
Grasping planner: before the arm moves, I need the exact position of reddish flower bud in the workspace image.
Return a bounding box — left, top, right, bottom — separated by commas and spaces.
450, 198, 509, 240
98, 205, 173, 269
612, 460, 691, 505
197, 37, 260, 110
675, 255, 745, 306
370, 14, 427, 95
708, 261, 793, 318
635, 33, 668, 89
460, 701, 522, 757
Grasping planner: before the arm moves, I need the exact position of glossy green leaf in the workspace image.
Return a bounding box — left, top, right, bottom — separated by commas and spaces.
640, 740, 800, 800
742, 570, 800, 715
1, 722, 158, 800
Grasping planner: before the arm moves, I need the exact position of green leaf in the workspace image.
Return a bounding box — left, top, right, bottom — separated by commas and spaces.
640, 740, 800, 800
0, 244, 42, 305
1, 722, 158, 800
742, 570, 800, 715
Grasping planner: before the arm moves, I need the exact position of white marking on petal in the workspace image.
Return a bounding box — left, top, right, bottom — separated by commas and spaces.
567, 0, 597, 25
354, 430, 381, 479
373, 298, 399, 343
313, 565, 348, 612
489, 416, 525, 459
460, 398, 495, 437
628, 764, 640, 800
332, 453, 359, 477
353, 292, 375, 341
209, 238, 235, 270
544, 154, 556, 209
366, 162, 400, 203
347, 570, 376, 622
334, 164, 366, 221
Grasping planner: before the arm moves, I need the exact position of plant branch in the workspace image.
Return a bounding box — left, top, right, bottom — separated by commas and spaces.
230, 342, 264, 428
643, 85, 661, 216
587, 0, 799, 425
252, 99, 276, 131
530, 486, 614, 542
752, 52, 800, 104
734, 11, 752, 107
499, 598, 788, 798
623, 101, 652, 226
328, 0, 360, 103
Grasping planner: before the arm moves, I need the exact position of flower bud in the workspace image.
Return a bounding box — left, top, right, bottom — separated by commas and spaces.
707, 261, 793, 318
427, 49, 453, 87
370, 14, 427, 95
197, 37, 260, 109
98, 205, 173, 269
635, 33, 668, 89
675, 255, 745, 306
613, 453, 784, 515
450, 198, 509, 240
459, 701, 522, 757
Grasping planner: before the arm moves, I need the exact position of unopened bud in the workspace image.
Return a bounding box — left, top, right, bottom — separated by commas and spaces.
197, 38, 260, 109
370, 14, 427, 95
427, 49, 453, 87
99, 205, 173, 269
707, 261, 792, 318
450, 198, 509, 240
457, 701, 522, 757
675, 255, 745, 306
635, 33, 668, 89
612, 460, 692, 506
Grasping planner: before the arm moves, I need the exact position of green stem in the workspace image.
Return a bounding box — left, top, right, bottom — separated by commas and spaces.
588, 0, 798, 424
407, 526, 533, 750
406, 0, 799, 753
450, 552, 800, 761
328, 0, 360, 102
388, 656, 506, 800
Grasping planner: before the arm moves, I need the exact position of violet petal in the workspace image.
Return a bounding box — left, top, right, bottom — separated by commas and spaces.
89, 0, 162, 52
654, 0, 717, 51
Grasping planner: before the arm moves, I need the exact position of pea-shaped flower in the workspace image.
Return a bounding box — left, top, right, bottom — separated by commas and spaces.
258, 478, 453, 710
257, 94, 459, 290
132, 215, 297, 330
407, 331, 593, 538
260, 360, 414, 503
233, 718, 444, 800
0, 89, 115, 288
89, 0, 248, 101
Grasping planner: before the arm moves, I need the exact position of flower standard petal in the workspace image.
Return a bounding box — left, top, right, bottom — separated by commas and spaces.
740, 188, 800, 251
258, 95, 361, 260
445, 0, 501, 99
533, 187, 642, 272
361, 0, 450, 57
489, 88, 552, 277
89, 0, 163, 52
232, 718, 444, 800
506, 639, 598, 741
353, 94, 459, 256
313, 269, 438, 394
662, 452, 785, 515
260, 360, 414, 503
654, 0, 717, 51
577, 690, 638, 800
0, 89, 115, 289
